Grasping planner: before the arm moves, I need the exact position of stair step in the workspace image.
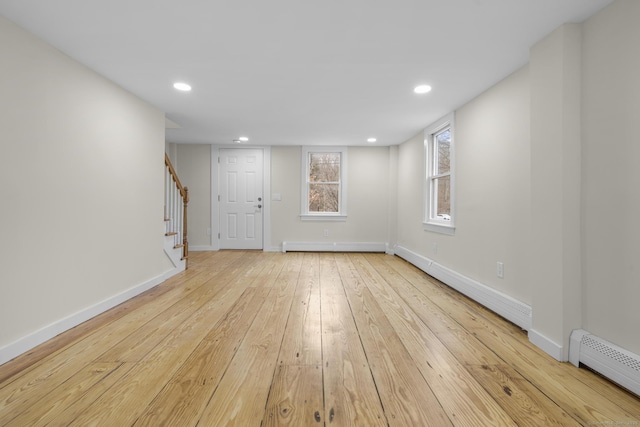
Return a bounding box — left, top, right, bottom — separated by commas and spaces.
165, 232, 178, 236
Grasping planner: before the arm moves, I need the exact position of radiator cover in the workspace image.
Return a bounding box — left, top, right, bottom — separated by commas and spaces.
569, 329, 640, 396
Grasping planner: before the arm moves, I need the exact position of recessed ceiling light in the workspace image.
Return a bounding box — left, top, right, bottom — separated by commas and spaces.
367, 138, 377, 143
414, 84, 432, 94
239, 136, 249, 142
173, 82, 192, 92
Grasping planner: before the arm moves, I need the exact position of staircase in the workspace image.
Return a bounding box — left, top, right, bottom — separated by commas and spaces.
165, 153, 189, 269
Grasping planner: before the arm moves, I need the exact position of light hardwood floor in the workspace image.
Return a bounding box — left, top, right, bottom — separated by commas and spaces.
1, 251, 639, 426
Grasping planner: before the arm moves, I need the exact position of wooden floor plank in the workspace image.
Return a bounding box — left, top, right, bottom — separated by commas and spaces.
59, 255, 273, 426
277, 253, 322, 366
335, 254, 453, 427
196, 262, 299, 426
2, 362, 123, 427
0, 251, 244, 387
0, 251, 638, 426
133, 286, 271, 427
320, 254, 388, 427
378, 254, 640, 425
373, 254, 581, 426
38, 364, 137, 427
263, 253, 325, 426
94, 276, 236, 363
349, 253, 518, 426
42, 257, 261, 427
466, 363, 582, 427
263, 365, 324, 426
0, 251, 248, 412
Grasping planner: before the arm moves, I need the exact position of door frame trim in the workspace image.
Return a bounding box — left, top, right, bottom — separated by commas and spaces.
211, 145, 271, 251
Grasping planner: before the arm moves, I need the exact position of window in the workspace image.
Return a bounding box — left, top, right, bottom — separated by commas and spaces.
424, 113, 455, 234
301, 146, 347, 220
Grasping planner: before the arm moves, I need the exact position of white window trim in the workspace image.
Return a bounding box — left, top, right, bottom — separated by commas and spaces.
423, 113, 456, 235
300, 146, 348, 221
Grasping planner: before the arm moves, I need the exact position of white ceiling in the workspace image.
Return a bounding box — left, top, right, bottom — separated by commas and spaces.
0, 0, 612, 146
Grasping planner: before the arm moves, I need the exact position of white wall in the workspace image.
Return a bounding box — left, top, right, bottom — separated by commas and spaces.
271, 146, 303, 245
397, 66, 532, 305
165, 141, 178, 165
456, 66, 532, 304
271, 145, 390, 247
582, 0, 640, 355
174, 144, 212, 248
0, 16, 173, 361
396, 133, 429, 248
529, 23, 583, 360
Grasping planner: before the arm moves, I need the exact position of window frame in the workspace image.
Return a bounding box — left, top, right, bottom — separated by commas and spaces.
300, 146, 348, 221
423, 113, 456, 235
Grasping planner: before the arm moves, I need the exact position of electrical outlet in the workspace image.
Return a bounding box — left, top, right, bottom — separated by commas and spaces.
497, 262, 504, 279
323, 229, 329, 237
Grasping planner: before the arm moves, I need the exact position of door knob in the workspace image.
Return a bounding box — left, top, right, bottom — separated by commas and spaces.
254, 204, 262, 208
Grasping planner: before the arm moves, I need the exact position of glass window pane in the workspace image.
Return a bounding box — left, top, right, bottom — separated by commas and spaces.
309, 153, 340, 183
309, 183, 339, 212
433, 176, 451, 220
435, 129, 450, 175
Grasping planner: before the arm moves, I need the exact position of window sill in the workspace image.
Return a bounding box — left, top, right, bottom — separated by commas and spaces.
300, 214, 347, 222
423, 222, 456, 235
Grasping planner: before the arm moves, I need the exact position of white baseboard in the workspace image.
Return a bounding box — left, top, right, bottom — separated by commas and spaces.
394, 245, 433, 274
0, 267, 182, 366
529, 329, 564, 361
281, 241, 387, 253
192, 245, 283, 253
395, 245, 532, 331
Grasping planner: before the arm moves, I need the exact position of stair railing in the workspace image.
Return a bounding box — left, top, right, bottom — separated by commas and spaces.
164, 153, 189, 268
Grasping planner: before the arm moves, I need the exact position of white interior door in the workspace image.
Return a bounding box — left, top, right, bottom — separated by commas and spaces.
219, 148, 264, 249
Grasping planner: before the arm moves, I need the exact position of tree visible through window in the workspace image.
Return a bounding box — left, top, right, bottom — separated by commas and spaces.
308, 152, 340, 212
301, 146, 347, 219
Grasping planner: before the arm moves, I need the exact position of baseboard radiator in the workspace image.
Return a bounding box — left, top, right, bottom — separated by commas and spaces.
569, 329, 640, 396
281, 241, 387, 253
394, 246, 532, 331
